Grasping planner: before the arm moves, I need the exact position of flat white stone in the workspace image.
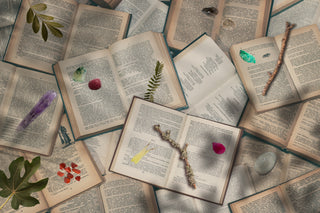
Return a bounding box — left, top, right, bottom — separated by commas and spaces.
254, 152, 277, 175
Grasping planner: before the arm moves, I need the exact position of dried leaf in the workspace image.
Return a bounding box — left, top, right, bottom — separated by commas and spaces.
0, 156, 48, 210
32, 15, 40, 33
26, 8, 34, 23
37, 14, 54, 20
41, 22, 48, 41
31, 3, 47, 11
47, 22, 64, 28
47, 24, 63, 38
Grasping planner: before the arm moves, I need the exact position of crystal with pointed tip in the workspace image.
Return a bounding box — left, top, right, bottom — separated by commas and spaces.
254, 152, 277, 175
72, 66, 87, 82
17, 90, 57, 131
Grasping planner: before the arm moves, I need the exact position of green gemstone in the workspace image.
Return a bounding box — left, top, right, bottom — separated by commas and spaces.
240, 50, 256, 63
72, 66, 87, 82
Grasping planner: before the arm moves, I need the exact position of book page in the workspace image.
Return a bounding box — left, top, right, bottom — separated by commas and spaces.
110, 97, 187, 187
64, 5, 130, 58
26, 114, 103, 207
272, 0, 302, 15
166, 115, 241, 204
116, 0, 168, 37
215, 0, 272, 54
285, 154, 319, 181
91, 0, 122, 9
109, 31, 187, 109
239, 102, 301, 147
229, 187, 292, 213
0, 148, 49, 213
5, 0, 78, 73
165, 0, 224, 50
54, 49, 127, 139
268, 0, 320, 37
50, 187, 105, 213
287, 98, 320, 164
275, 24, 320, 100
281, 168, 320, 212
234, 136, 290, 192
100, 174, 159, 212
0, 66, 63, 155
230, 37, 300, 112
0, 62, 15, 104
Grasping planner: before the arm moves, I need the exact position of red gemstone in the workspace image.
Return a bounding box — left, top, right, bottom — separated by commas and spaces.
64, 177, 71, 184
65, 167, 71, 173
72, 168, 81, 174
57, 171, 64, 177
67, 173, 74, 179
59, 163, 66, 170
71, 162, 78, 168
212, 142, 226, 154
75, 176, 81, 181
88, 78, 101, 90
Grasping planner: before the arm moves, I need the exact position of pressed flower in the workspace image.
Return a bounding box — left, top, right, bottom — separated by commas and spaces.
59, 163, 66, 169
64, 177, 70, 184
64, 167, 71, 173
75, 176, 81, 181
71, 162, 78, 168
67, 173, 74, 179
57, 171, 64, 177
57, 162, 81, 183
212, 142, 226, 154
72, 168, 81, 174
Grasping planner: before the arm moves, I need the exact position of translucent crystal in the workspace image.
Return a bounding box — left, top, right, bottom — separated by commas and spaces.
254, 152, 277, 175
72, 66, 87, 82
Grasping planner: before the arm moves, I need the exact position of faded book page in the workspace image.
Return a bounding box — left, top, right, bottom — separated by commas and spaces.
215, 0, 272, 54
110, 97, 187, 187
116, 0, 168, 37
50, 187, 105, 213
0, 148, 48, 213
91, 0, 122, 9
287, 98, 320, 164
272, 0, 302, 15
64, 5, 130, 59
165, 0, 224, 50
281, 168, 320, 212
84, 129, 121, 175
0, 67, 63, 155
54, 49, 127, 139
100, 174, 159, 213
275, 24, 320, 100
268, 0, 320, 37
285, 154, 319, 181
26, 114, 103, 207
0, 62, 15, 104
109, 31, 186, 109
239, 102, 301, 147
229, 187, 291, 213
234, 136, 289, 192
230, 37, 300, 112
5, 0, 78, 73
166, 115, 241, 204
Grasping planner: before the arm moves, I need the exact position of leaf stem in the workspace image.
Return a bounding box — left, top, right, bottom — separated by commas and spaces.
0, 193, 14, 210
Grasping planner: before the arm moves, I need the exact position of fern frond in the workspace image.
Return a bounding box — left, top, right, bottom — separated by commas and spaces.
144, 61, 163, 102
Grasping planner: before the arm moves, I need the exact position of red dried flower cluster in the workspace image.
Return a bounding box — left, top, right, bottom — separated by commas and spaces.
57, 162, 81, 183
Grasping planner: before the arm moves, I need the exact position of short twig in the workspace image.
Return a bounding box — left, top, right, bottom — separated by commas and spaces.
262, 22, 295, 96
153, 124, 196, 189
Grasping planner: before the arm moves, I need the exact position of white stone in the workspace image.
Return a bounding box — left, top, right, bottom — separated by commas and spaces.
254, 152, 277, 175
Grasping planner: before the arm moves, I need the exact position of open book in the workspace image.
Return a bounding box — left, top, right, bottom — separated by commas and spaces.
271, 0, 302, 16
174, 34, 248, 126
4, 0, 131, 74
0, 61, 63, 155
164, 0, 272, 52
91, 0, 122, 9
54, 31, 187, 140
115, 0, 168, 37
239, 97, 320, 165
155, 165, 255, 213
0, 114, 103, 213
229, 168, 320, 213
231, 24, 320, 112
110, 97, 242, 204
50, 129, 159, 213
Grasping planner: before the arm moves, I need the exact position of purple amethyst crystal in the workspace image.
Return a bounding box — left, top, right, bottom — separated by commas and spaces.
17, 90, 57, 131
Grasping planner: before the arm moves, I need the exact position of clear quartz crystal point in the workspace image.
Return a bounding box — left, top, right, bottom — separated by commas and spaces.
17, 90, 57, 131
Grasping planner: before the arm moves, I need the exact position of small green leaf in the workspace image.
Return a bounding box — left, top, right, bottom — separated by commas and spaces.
26, 8, 34, 23
37, 14, 54, 20
47, 24, 63, 38
41, 22, 48, 41
31, 3, 47, 11
46, 21, 64, 28
0, 156, 48, 210
32, 15, 40, 33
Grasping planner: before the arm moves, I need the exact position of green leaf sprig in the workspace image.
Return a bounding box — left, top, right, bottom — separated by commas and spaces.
0, 156, 48, 210
26, 3, 64, 41
144, 61, 163, 102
